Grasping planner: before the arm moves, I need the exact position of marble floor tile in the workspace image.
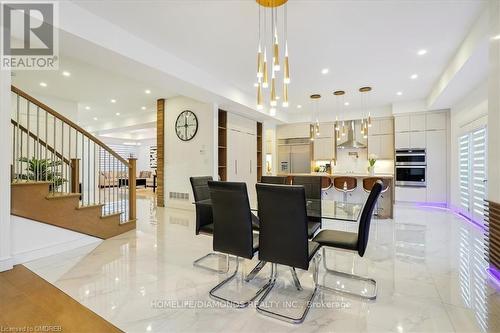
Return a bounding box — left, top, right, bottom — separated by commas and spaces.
23, 195, 500, 332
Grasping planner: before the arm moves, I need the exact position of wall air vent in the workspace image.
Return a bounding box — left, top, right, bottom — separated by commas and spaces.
169, 192, 189, 200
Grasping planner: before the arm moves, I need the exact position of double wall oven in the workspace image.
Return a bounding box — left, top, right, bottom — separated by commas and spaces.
395, 149, 426, 187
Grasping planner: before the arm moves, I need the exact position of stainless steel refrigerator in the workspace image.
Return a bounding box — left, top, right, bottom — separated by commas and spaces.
278, 139, 312, 174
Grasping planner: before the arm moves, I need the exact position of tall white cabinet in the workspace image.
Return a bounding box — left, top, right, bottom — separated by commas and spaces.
227, 113, 257, 203
368, 118, 394, 159
394, 111, 448, 204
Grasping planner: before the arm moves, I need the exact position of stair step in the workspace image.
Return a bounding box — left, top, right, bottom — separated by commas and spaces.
46, 193, 81, 200
100, 212, 122, 219
77, 203, 105, 210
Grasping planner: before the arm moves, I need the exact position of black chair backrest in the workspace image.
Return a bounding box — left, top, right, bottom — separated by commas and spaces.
261, 175, 288, 185
292, 176, 322, 223
208, 181, 255, 259
357, 180, 383, 257
256, 183, 310, 270
190, 176, 213, 234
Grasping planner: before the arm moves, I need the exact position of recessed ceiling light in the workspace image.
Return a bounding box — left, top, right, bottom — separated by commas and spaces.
145, 89, 151, 94
410, 74, 418, 80
39, 82, 47, 87
321, 68, 329, 75
115, 112, 120, 116
85, 106, 90, 110
492, 34, 500, 40
141, 106, 146, 110
93, 117, 98, 121
417, 49, 427, 56
344, 102, 350, 106
110, 99, 117, 103
396, 91, 403, 96
62, 71, 71, 77
297, 105, 302, 109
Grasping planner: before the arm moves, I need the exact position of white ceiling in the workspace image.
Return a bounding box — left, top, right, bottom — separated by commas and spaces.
12, 55, 168, 125
74, 0, 485, 114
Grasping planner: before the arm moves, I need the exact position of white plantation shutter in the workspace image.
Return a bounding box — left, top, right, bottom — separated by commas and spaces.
458, 127, 487, 225
470, 128, 487, 222
459, 133, 470, 214
99, 144, 137, 171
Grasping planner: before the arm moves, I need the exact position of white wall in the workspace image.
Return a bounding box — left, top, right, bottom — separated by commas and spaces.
11, 216, 101, 265
164, 96, 217, 209
449, 81, 488, 210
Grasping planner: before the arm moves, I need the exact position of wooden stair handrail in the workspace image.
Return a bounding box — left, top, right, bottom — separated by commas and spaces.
11, 85, 129, 167
11, 119, 71, 166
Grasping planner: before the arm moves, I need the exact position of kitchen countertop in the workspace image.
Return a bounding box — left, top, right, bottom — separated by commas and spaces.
277, 172, 394, 178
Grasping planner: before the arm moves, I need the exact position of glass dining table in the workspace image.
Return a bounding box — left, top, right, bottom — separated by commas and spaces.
194, 199, 362, 222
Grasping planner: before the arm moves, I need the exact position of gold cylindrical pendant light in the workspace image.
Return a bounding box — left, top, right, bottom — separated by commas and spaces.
270, 73, 277, 106
257, 45, 263, 78
282, 82, 288, 107
283, 43, 290, 84
262, 49, 269, 88
273, 41, 280, 71
257, 83, 263, 110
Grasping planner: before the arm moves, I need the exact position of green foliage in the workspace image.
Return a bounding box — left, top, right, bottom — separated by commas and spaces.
18, 157, 67, 190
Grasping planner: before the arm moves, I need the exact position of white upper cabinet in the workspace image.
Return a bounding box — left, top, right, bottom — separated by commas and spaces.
227, 112, 256, 135
426, 130, 447, 203
317, 122, 334, 138
277, 123, 310, 139
426, 113, 447, 131
410, 131, 426, 148
379, 119, 394, 135
368, 118, 394, 158
395, 132, 410, 149
410, 114, 426, 131
395, 115, 410, 132
313, 137, 334, 160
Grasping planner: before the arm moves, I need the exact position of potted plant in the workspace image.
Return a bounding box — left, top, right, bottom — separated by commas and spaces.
18, 157, 67, 191
368, 154, 377, 176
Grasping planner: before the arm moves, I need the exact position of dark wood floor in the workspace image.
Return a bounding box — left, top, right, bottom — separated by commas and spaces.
0, 265, 122, 332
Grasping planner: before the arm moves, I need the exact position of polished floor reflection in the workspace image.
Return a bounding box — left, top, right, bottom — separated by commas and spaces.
25, 195, 500, 332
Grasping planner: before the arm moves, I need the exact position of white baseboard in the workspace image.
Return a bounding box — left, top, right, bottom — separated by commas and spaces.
12, 237, 100, 266
0, 256, 13, 272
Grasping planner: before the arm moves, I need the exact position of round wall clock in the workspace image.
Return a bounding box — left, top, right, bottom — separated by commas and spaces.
175, 110, 198, 141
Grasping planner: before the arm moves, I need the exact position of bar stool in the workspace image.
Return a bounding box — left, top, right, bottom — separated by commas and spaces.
362, 177, 390, 216
333, 177, 357, 203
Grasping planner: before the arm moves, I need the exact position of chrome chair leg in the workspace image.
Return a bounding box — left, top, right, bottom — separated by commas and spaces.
209, 256, 271, 308
245, 260, 266, 282
290, 267, 302, 291
319, 247, 377, 300
256, 256, 320, 324
193, 252, 229, 274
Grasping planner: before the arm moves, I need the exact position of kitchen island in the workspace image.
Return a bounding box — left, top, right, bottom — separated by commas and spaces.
276, 173, 394, 219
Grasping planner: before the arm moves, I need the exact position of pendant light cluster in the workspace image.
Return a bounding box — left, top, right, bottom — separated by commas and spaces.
255, 0, 290, 115
310, 94, 321, 140
332, 87, 373, 140
359, 86, 372, 139
333, 90, 346, 141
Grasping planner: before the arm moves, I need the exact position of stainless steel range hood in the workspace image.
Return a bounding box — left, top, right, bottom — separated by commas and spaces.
337, 120, 367, 149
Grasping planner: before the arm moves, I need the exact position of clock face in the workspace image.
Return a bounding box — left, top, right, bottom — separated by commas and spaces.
175, 110, 198, 141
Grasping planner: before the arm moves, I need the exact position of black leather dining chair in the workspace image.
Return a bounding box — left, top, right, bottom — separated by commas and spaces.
207, 181, 270, 307
255, 183, 321, 324
190, 176, 227, 273
260, 175, 288, 184
312, 180, 383, 300
291, 176, 322, 238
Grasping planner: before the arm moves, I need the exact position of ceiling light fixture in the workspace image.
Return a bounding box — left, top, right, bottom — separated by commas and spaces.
310, 94, 321, 139
417, 49, 427, 56
255, 0, 289, 112
297, 104, 302, 109
396, 91, 403, 96
85, 106, 90, 110
62, 71, 71, 77
344, 102, 350, 106
359, 86, 372, 130
93, 117, 98, 121
321, 68, 329, 75
115, 112, 120, 116
145, 89, 151, 94
39, 82, 47, 87
141, 106, 146, 110
410, 74, 418, 80
110, 99, 117, 103
492, 34, 500, 41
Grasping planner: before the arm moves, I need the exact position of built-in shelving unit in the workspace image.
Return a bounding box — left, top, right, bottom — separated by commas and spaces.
218, 109, 227, 181
257, 122, 263, 182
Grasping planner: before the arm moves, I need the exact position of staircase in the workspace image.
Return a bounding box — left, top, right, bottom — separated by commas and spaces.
10, 86, 136, 239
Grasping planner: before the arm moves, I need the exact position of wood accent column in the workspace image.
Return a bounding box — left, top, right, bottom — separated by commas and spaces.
486, 200, 500, 271
157, 99, 165, 206
128, 158, 137, 220
70, 159, 80, 193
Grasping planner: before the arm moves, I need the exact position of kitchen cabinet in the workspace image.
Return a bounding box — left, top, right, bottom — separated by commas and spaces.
368, 134, 393, 159
314, 137, 334, 160
410, 114, 426, 131
426, 130, 447, 203
410, 131, 426, 149
395, 186, 427, 202
395, 115, 410, 132
395, 132, 410, 149
426, 113, 446, 131
379, 119, 394, 135
277, 123, 310, 139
